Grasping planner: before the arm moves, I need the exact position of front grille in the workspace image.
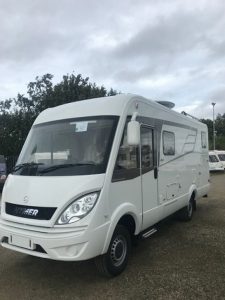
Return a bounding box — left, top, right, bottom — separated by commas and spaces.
5, 202, 57, 220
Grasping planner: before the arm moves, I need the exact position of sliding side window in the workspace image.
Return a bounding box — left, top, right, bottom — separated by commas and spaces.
163, 131, 175, 156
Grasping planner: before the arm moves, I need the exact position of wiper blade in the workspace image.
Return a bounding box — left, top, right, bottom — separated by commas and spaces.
39, 162, 97, 174
13, 162, 44, 172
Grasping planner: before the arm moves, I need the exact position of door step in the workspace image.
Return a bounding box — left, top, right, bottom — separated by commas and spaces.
142, 227, 157, 239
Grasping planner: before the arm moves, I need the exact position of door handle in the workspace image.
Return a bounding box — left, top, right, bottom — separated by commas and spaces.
154, 167, 158, 179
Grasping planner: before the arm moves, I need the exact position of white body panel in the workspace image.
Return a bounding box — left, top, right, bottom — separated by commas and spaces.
0, 94, 210, 261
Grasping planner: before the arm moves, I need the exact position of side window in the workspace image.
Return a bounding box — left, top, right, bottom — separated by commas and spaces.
112, 123, 139, 181
163, 131, 175, 155
141, 127, 154, 171
201, 132, 207, 149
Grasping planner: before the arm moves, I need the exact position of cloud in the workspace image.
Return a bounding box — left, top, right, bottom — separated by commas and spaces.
0, 0, 225, 118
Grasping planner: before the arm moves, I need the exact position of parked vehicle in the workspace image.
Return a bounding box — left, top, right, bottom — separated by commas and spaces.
0, 94, 210, 276
0, 155, 7, 192
214, 150, 225, 169
209, 151, 224, 172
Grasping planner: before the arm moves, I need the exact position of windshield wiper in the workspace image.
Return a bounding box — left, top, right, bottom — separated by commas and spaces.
13, 162, 44, 172
38, 162, 97, 174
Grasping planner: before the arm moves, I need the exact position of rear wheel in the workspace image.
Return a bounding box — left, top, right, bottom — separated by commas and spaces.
95, 225, 131, 277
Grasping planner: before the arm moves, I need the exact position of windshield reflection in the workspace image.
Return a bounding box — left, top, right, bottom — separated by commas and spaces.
14, 116, 118, 176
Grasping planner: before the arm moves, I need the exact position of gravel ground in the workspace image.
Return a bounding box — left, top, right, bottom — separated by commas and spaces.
0, 173, 225, 300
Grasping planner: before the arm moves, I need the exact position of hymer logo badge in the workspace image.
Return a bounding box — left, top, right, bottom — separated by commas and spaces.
15, 207, 39, 217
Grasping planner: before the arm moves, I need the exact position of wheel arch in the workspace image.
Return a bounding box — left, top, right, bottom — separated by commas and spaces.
102, 203, 141, 254
188, 184, 197, 200
188, 185, 197, 210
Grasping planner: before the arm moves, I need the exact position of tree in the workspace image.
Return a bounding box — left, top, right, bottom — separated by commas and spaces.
25, 73, 117, 114
200, 118, 213, 149
0, 73, 117, 157
201, 114, 225, 150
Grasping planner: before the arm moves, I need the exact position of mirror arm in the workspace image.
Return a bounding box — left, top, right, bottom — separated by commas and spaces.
131, 112, 138, 121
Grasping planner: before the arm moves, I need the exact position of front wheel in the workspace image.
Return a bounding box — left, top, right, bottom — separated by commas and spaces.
178, 197, 194, 221
95, 225, 131, 277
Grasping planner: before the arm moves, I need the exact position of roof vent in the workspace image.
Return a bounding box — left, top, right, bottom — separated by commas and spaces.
156, 101, 175, 109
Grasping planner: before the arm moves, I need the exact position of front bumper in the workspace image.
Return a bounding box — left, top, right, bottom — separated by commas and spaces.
209, 168, 224, 172
0, 218, 109, 261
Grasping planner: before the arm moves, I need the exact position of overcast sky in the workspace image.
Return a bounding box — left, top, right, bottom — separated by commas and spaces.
1, 0, 225, 119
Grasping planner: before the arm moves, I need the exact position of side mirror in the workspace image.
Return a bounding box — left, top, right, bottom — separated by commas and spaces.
127, 120, 140, 146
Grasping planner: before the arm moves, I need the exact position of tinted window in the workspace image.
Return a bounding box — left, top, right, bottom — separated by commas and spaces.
218, 154, 225, 161
112, 122, 139, 181
209, 155, 219, 163
141, 127, 154, 171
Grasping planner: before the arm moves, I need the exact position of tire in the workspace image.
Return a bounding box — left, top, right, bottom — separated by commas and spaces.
178, 196, 194, 222
95, 225, 131, 277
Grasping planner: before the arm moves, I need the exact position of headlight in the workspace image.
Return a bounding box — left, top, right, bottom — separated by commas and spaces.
56, 192, 99, 225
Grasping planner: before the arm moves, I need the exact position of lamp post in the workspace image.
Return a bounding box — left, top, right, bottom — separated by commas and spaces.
211, 102, 216, 150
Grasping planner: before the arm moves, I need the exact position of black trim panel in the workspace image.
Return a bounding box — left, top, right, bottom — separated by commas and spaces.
112, 168, 140, 182
5, 202, 57, 220
34, 115, 119, 128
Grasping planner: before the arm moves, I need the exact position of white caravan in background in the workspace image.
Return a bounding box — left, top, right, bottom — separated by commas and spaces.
209, 151, 224, 172
214, 150, 225, 169
0, 94, 210, 276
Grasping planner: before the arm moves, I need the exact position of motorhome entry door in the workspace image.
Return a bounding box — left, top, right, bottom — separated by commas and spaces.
140, 126, 159, 229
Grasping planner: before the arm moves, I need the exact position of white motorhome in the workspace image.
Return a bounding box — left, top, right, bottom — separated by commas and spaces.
209, 151, 224, 171
0, 94, 209, 276
214, 150, 225, 169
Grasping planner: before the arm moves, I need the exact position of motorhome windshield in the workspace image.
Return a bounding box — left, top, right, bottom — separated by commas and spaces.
209, 155, 219, 163
13, 116, 118, 176
218, 154, 225, 161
